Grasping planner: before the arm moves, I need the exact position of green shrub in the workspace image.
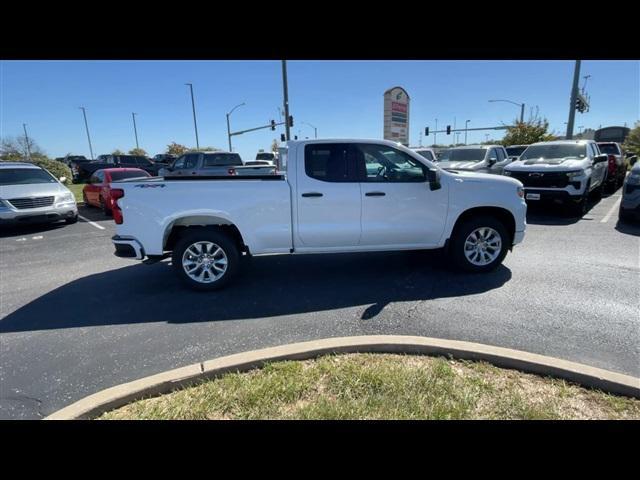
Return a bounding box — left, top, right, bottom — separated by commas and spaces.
0, 156, 73, 185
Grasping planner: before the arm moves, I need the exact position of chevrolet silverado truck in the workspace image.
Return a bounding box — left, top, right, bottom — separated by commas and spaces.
503, 140, 609, 217
110, 139, 527, 290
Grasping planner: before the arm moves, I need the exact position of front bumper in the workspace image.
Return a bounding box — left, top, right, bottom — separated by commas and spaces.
522, 189, 583, 203
112, 235, 145, 260
0, 203, 78, 225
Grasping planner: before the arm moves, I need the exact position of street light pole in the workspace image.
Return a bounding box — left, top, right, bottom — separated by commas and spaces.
226, 102, 246, 152
79, 107, 94, 160
465, 120, 471, 145
488, 99, 525, 124
302, 122, 317, 139
281, 60, 291, 141
185, 83, 200, 150
22, 123, 32, 161
566, 60, 581, 140
132, 112, 139, 150
434, 118, 438, 147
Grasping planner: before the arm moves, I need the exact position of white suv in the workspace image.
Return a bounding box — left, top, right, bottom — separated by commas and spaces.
503, 140, 608, 216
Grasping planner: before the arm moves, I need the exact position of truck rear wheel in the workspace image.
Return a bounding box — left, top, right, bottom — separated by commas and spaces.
450, 216, 509, 273
172, 229, 239, 291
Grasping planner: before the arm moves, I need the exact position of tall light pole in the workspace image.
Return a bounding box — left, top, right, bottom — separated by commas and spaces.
79, 107, 94, 160
488, 99, 525, 124
226, 102, 246, 152
465, 120, 471, 145
185, 83, 200, 150
22, 123, 32, 161
281, 60, 291, 141
566, 60, 581, 140
302, 121, 317, 139
434, 118, 438, 147
132, 112, 140, 150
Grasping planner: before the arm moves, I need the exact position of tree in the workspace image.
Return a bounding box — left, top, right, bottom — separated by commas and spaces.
1, 135, 45, 161
501, 118, 556, 146
112, 149, 125, 155
623, 122, 640, 158
271, 139, 280, 152
166, 142, 188, 156
188, 146, 220, 152
129, 148, 148, 156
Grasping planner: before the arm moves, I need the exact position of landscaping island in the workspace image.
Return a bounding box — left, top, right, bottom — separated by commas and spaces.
99, 354, 640, 420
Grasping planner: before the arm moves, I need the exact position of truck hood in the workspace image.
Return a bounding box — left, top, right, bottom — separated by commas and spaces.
0, 182, 69, 200
505, 158, 586, 172
438, 160, 486, 170
442, 169, 522, 188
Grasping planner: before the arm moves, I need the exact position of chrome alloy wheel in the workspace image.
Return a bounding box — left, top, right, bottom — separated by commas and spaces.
463, 227, 502, 266
181, 241, 228, 283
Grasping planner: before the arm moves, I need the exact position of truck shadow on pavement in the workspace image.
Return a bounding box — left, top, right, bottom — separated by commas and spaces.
0, 250, 511, 333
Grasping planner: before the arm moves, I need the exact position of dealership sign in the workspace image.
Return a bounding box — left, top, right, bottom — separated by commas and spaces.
383, 87, 410, 146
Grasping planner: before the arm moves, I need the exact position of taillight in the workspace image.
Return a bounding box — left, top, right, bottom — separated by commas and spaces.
608, 155, 616, 174
228, 168, 236, 176
110, 188, 125, 224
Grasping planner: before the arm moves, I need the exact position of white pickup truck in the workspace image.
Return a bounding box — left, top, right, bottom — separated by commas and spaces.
110, 139, 527, 290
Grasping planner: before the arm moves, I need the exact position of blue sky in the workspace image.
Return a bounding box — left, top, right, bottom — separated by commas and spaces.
1, 60, 638, 161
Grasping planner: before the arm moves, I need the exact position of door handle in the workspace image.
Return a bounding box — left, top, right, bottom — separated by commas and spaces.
302, 192, 323, 197
365, 191, 386, 197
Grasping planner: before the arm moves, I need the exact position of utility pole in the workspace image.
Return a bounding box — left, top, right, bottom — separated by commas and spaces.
185, 83, 200, 150
22, 123, 32, 161
434, 118, 438, 146
566, 60, 581, 140
79, 107, 94, 160
132, 112, 139, 150
281, 60, 291, 141
465, 120, 471, 145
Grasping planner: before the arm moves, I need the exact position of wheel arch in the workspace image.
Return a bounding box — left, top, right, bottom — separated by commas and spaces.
448, 206, 516, 246
163, 215, 248, 253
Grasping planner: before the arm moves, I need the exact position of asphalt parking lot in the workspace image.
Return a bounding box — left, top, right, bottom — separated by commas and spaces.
1, 190, 639, 419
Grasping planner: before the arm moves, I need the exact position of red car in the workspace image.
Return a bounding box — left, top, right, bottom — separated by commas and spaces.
82, 168, 150, 215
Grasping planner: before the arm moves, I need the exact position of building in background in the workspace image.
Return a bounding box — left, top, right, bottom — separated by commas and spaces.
383, 87, 410, 146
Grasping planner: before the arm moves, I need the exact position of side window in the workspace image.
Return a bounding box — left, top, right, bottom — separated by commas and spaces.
356, 144, 427, 183
304, 144, 357, 182
96, 171, 105, 183
496, 148, 506, 162
488, 148, 498, 161
184, 154, 199, 169
173, 156, 185, 169
89, 174, 99, 184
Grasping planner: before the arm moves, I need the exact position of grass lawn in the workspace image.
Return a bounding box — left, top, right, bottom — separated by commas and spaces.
99, 353, 640, 420
66, 182, 85, 203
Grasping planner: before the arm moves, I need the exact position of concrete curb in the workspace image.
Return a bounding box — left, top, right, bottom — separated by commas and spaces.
45, 335, 640, 420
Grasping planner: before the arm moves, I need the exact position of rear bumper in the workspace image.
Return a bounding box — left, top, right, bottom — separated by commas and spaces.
112, 235, 145, 259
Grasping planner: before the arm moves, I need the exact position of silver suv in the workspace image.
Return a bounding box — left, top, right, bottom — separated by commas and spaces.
0, 162, 78, 226
437, 145, 512, 174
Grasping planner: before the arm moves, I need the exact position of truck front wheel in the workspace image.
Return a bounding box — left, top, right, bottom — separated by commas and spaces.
450, 216, 509, 273
172, 229, 239, 291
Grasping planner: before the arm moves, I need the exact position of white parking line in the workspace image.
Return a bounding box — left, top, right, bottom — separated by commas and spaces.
78, 215, 106, 230
601, 198, 622, 223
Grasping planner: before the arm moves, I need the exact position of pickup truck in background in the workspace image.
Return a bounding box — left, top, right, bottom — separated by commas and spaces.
437, 145, 512, 175
110, 139, 527, 290
597, 142, 627, 191
75, 154, 159, 182
158, 151, 277, 177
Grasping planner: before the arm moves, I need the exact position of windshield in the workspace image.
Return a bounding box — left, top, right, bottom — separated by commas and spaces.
256, 153, 274, 161
110, 170, 151, 181
203, 153, 243, 167
506, 146, 527, 157
0, 168, 57, 186
439, 148, 486, 162
520, 144, 586, 161
597, 144, 620, 155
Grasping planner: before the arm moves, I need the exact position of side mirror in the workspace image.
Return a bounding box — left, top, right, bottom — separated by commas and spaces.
593, 154, 608, 164
488, 157, 498, 166
629, 156, 638, 166
426, 168, 441, 191
59, 176, 67, 183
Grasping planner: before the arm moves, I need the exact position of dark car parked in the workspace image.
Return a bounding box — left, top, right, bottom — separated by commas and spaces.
152, 154, 177, 166
74, 154, 159, 182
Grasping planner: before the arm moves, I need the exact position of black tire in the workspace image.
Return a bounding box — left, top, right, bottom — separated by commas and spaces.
100, 196, 112, 216
172, 228, 240, 291
569, 185, 589, 217
450, 215, 510, 273
65, 214, 78, 224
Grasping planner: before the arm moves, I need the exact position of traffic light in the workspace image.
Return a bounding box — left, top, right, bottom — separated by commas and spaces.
446, 125, 451, 135
425, 127, 429, 136
270, 120, 276, 131
288, 115, 294, 127
294, 135, 298, 140
280, 134, 286, 142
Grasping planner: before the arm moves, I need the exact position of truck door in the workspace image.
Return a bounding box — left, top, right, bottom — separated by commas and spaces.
355, 143, 448, 247
295, 143, 362, 248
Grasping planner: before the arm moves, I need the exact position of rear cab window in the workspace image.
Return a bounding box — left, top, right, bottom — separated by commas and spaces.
304, 144, 357, 182
202, 153, 243, 168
